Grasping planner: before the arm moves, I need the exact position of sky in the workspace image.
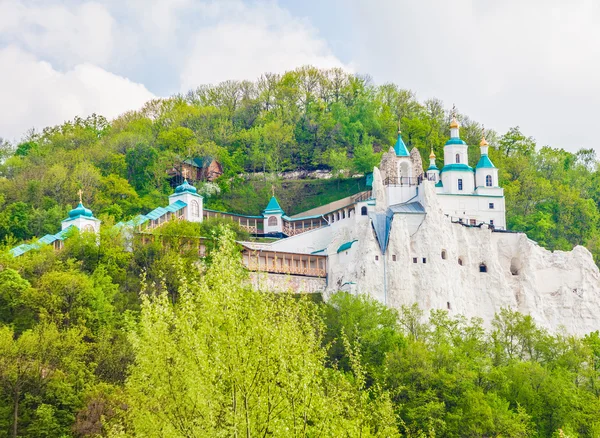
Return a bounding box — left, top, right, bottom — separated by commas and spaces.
1, 0, 599, 152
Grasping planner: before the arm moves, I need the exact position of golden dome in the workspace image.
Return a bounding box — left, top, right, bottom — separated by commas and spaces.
450, 117, 459, 129
429, 150, 436, 159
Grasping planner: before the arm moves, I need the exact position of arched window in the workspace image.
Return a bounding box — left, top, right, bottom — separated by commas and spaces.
479, 263, 488, 273
486, 175, 493, 187
441, 250, 447, 260
455, 153, 460, 164
361, 206, 368, 216
191, 200, 200, 217
268, 216, 278, 226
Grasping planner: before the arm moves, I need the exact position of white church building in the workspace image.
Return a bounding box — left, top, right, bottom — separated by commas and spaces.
10, 116, 600, 335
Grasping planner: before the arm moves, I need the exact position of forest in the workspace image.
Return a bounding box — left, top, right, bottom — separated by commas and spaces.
0, 225, 599, 437
0, 66, 600, 436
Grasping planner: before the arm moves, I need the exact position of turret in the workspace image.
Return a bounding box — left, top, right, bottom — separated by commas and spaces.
263, 193, 284, 235
475, 128, 499, 189
426, 149, 439, 182
440, 106, 474, 194
169, 179, 203, 222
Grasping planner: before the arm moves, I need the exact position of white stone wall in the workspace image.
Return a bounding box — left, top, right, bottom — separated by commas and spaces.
263, 213, 283, 234
441, 171, 475, 194
435, 192, 506, 229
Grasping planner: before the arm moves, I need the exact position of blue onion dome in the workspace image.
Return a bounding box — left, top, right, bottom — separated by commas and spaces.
175, 179, 197, 194
69, 202, 94, 218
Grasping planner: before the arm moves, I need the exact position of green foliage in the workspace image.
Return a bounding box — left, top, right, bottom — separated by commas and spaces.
121, 229, 398, 437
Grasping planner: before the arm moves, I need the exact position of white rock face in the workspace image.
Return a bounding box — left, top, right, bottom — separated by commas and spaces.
325, 180, 600, 336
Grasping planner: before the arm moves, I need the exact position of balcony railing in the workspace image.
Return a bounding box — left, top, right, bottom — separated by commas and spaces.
384, 176, 423, 186
246, 260, 326, 278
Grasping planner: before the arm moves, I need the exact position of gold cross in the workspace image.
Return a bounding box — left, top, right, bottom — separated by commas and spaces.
77, 189, 83, 203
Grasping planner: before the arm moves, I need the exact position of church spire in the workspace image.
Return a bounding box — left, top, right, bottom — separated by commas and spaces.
479, 126, 489, 155
394, 122, 409, 157
450, 104, 460, 138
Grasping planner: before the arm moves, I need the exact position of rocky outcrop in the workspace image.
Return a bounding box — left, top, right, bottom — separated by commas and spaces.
325, 180, 600, 335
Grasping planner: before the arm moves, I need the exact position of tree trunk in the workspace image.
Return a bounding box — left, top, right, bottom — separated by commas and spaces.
12, 387, 19, 438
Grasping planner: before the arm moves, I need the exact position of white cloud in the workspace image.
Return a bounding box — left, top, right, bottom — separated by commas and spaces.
345, 0, 600, 151
0, 0, 350, 140
180, 1, 350, 90
0, 46, 155, 141
0, 0, 115, 68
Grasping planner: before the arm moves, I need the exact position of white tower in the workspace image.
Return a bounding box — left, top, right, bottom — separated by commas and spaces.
263, 195, 284, 235
440, 110, 475, 194
169, 179, 204, 222
475, 129, 501, 194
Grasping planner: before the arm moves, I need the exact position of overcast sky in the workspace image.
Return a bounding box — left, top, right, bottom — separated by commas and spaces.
1, 0, 598, 152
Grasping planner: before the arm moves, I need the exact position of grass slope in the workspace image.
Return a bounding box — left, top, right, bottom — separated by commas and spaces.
205, 177, 369, 216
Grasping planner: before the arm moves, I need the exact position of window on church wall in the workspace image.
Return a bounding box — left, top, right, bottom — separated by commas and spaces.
191, 200, 200, 217
361, 206, 368, 216
486, 175, 493, 187
489, 203, 494, 209
441, 250, 447, 259
470, 219, 476, 225
458, 179, 463, 191
455, 153, 460, 164
268, 216, 278, 226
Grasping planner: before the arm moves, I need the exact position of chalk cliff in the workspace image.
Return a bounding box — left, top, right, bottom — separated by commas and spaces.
325, 176, 600, 335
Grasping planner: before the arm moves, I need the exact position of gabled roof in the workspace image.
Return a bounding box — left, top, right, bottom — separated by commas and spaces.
389, 202, 426, 214
184, 157, 214, 169
394, 133, 409, 157
370, 211, 393, 254
476, 154, 496, 169
263, 196, 284, 215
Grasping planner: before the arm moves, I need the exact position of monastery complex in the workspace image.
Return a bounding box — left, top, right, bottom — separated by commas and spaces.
11, 116, 600, 334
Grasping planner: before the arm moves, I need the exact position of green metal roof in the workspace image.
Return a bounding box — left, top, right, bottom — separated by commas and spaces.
445, 137, 467, 145
427, 164, 439, 171
435, 180, 443, 187
184, 157, 214, 169
9, 225, 76, 257
476, 154, 496, 169
440, 164, 474, 174
394, 133, 409, 157
263, 196, 284, 215
337, 240, 358, 253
